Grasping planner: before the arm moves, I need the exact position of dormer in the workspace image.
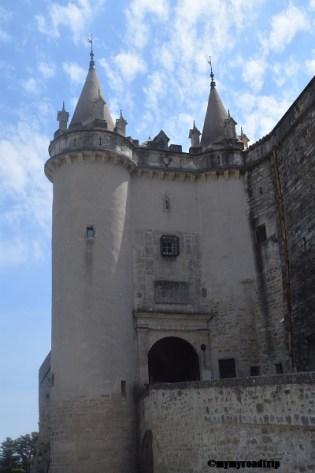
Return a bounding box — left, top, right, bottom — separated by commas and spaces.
152, 130, 170, 150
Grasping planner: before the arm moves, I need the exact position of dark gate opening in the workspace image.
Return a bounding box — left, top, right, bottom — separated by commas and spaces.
148, 337, 200, 383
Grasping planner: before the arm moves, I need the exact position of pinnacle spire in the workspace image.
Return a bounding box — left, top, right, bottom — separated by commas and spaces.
88, 34, 95, 70
201, 60, 229, 147
208, 56, 216, 89
69, 43, 114, 130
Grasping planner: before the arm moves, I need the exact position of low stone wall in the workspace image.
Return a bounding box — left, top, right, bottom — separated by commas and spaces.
141, 373, 315, 473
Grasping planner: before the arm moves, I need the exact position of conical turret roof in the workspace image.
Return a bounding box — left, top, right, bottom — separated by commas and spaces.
201, 71, 228, 147
70, 49, 114, 130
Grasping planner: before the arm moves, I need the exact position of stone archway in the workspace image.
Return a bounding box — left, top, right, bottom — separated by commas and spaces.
148, 336, 200, 383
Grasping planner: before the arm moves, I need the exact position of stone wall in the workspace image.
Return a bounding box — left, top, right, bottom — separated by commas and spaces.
274, 102, 315, 371
141, 373, 315, 473
39, 351, 51, 443
131, 173, 266, 380
246, 76, 315, 371
245, 158, 289, 373
49, 396, 137, 473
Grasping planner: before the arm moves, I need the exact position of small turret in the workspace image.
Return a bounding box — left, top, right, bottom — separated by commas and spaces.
239, 127, 250, 149
57, 102, 69, 132
224, 110, 237, 139
115, 110, 128, 136
189, 121, 201, 148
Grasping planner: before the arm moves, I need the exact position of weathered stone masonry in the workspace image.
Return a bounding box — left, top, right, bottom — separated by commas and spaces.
246, 76, 315, 372
141, 373, 315, 473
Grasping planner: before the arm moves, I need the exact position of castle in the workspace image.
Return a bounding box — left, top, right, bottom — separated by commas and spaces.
36, 47, 315, 472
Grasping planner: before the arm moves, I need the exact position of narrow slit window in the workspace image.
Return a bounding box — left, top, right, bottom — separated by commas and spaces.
256, 224, 267, 243
121, 380, 126, 398
163, 195, 170, 212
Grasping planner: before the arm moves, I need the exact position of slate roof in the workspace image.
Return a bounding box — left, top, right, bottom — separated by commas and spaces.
201, 81, 228, 147
70, 55, 114, 130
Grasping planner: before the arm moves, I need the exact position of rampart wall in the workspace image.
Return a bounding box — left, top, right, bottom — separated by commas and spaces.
246, 76, 315, 371
141, 373, 315, 473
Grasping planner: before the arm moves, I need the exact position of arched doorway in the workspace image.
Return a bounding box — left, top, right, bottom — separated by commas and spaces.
148, 337, 200, 383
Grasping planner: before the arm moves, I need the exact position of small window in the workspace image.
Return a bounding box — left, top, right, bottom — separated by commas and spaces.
219, 358, 236, 379
160, 235, 179, 257
201, 287, 207, 298
256, 224, 267, 243
163, 195, 170, 212
250, 366, 260, 376
275, 362, 283, 374
86, 225, 95, 239
121, 380, 126, 398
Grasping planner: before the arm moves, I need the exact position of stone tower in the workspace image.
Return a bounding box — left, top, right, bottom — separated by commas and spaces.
44, 48, 138, 473
38, 48, 315, 473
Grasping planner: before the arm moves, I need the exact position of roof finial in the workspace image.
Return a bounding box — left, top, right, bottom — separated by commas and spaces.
208, 56, 216, 88
88, 34, 95, 70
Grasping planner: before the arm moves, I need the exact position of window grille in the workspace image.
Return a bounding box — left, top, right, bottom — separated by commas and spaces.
160, 235, 179, 257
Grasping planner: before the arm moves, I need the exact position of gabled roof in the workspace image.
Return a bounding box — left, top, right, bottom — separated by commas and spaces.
153, 130, 170, 142
69, 52, 114, 130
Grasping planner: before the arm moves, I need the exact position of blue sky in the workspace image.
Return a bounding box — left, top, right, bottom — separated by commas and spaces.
1, 0, 315, 443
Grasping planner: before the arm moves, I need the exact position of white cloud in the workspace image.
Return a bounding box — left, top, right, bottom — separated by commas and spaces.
63, 62, 86, 84
242, 58, 267, 92
241, 94, 292, 141
99, 57, 121, 91
159, 46, 174, 72
22, 77, 39, 95
267, 3, 309, 53
114, 52, 146, 82
35, 0, 105, 43
125, 0, 170, 49
272, 57, 299, 87
0, 6, 12, 42
0, 239, 44, 266
0, 27, 10, 42
129, 0, 262, 143
38, 61, 56, 79
306, 58, 315, 75
0, 122, 51, 266
235, 92, 256, 113
305, 50, 315, 76
143, 70, 165, 111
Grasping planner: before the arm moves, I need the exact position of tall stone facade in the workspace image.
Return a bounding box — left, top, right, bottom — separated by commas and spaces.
36, 48, 315, 472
